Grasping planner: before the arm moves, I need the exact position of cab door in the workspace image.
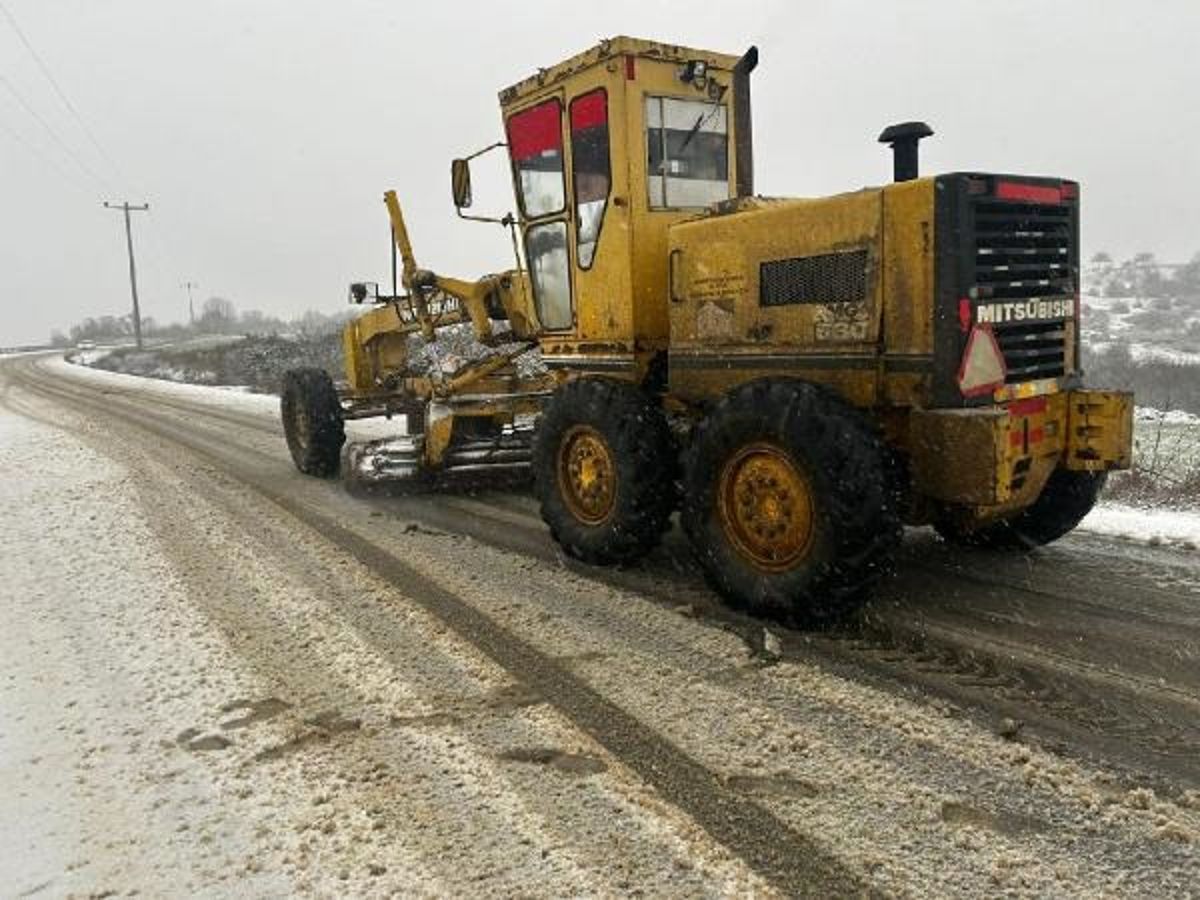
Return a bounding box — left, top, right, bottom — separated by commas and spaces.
506, 96, 574, 332
565, 87, 628, 346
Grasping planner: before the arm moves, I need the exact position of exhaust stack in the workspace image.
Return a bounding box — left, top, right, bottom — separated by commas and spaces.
878, 121, 934, 182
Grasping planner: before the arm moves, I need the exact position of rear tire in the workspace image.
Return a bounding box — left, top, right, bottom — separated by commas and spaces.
935, 469, 1107, 550
534, 377, 676, 564
681, 378, 900, 624
281, 368, 345, 477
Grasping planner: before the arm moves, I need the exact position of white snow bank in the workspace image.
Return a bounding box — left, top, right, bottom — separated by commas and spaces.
47, 353, 279, 414
1134, 406, 1200, 426
69, 348, 113, 365
0, 348, 56, 360
1079, 503, 1200, 549
1130, 345, 1200, 366
41, 354, 401, 439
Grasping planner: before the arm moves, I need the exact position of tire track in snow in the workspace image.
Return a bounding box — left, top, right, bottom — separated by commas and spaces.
13, 357, 1200, 788
6, 359, 866, 896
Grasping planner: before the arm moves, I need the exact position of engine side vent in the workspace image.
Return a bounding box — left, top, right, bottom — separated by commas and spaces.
760, 249, 870, 307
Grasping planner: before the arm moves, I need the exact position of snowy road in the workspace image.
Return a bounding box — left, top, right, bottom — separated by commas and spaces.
1, 353, 1198, 896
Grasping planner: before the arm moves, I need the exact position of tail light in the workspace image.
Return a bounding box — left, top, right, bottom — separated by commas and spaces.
957, 325, 1007, 397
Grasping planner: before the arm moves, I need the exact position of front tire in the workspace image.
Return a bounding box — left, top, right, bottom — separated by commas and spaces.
935, 469, 1107, 550
681, 378, 900, 624
533, 377, 676, 564
281, 368, 345, 477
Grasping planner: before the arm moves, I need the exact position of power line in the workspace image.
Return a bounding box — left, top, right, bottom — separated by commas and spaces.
1, 4, 195, 328
0, 113, 91, 192
0, 71, 109, 188
0, 4, 192, 314
0, 0, 124, 184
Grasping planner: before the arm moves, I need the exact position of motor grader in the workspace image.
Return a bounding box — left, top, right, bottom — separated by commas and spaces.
281, 36, 1132, 622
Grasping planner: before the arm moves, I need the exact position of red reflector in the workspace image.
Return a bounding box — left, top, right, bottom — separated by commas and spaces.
1060, 181, 1078, 199
625, 55, 636, 80
995, 181, 1063, 205
957, 325, 1007, 397
1007, 397, 1047, 417
958, 298, 971, 333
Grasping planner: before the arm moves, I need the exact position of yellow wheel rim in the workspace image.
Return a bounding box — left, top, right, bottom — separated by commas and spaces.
557, 425, 617, 525
717, 442, 815, 573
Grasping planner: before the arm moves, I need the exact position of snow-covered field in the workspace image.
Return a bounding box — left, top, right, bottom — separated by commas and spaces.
1080, 289, 1200, 362
1120, 407, 1200, 505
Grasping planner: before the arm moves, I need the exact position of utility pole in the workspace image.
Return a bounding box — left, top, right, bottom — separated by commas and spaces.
103, 201, 149, 349
181, 280, 198, 326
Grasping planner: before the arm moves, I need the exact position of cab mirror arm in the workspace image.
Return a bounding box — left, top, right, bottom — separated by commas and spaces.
451, 142, 513, 227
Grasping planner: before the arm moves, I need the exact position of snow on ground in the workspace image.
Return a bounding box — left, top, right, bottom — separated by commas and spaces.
1131, 345, 1200, 365
1135, 406, 1200, 426
50, 352, 401, 440
0, 385, 772, 897
0, 410, 300, 895
1080, 503, 1200, 550
69, 348, 114, 365
6, 354, 1200, 895
0, 348, 55, 360
57, 351, 279, 414
1080, 291, 1200, 361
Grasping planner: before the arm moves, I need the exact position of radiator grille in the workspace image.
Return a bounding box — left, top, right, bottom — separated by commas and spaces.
971, 196, 1073, 383
992, 320, 1067, 383
760, 249, 869, 307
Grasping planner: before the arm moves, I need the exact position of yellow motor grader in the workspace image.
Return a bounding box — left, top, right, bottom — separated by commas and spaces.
281, 36, 1132, 621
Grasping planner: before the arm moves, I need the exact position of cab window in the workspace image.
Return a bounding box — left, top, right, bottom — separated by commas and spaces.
569, 89, 610, 269
526, 221, 572, 330
506, 99, 565, 218
645, 96, 729, 209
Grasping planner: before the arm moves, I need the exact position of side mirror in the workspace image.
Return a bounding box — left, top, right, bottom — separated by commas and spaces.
451, 158, 473, 209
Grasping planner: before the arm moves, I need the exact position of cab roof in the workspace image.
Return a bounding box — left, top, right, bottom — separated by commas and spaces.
498, 36, 742, 109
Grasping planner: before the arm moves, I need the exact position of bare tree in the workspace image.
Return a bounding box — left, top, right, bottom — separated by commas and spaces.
199, 296, 237, 333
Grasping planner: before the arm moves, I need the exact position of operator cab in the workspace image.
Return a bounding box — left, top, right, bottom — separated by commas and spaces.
453, 37, 755, 379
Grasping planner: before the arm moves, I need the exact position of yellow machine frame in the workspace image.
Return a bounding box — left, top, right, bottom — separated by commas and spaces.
333, 35, 1131, 527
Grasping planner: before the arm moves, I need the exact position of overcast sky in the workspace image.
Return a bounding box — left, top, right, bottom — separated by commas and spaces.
2, 0, 1197, 344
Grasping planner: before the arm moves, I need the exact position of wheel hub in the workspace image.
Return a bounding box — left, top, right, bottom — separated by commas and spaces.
718, 442, 814, 572
558, 425, 616, 525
